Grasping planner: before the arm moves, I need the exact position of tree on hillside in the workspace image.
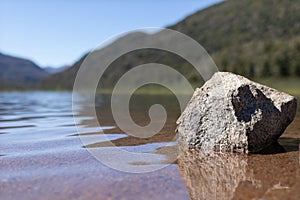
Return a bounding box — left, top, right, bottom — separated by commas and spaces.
276, 53, 290, 76
295, 64, 300, 77
247, 62, 256, 78
296, 41, 300, 53
261, 60, 272, 77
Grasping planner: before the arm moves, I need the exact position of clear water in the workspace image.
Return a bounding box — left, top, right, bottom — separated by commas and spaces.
0, 91, 299, 200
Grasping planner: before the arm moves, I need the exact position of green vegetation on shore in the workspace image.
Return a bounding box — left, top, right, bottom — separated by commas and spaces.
90, 77, 300, 97
254, 77, 300, 96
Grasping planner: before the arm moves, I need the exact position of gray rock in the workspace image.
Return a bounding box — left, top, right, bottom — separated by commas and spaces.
176, 72, 297, 153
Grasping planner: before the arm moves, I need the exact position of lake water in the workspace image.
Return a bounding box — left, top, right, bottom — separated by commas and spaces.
0, 91, 299, 200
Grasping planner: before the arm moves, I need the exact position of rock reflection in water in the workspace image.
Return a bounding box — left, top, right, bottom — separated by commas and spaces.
178, 150, 252, 200
177, 149, 299, 200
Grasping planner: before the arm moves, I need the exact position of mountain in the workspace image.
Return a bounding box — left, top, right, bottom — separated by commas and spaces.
44, 65, 70, 74
169, 0, 300, 53
41, 0, 300, 90
169, 0, 300, 77
0, 53, 49, 90
39, 54, 87, 90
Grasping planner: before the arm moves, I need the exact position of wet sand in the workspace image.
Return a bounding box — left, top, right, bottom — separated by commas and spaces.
0, 92, 299, 200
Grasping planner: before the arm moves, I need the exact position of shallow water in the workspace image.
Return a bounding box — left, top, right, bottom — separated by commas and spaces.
0, 92, 299, 200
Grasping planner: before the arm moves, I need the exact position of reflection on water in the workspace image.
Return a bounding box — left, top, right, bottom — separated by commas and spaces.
178, 150, 250, 200
178, 149, 299, 200
0, 92, 299, 199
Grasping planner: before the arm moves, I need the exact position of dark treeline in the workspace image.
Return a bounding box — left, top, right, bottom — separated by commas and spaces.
213, 39, 300, 78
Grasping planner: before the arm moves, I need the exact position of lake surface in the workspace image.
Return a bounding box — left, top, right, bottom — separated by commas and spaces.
0, 91, 299, 200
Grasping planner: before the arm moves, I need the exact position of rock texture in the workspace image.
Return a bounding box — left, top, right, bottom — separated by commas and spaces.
176, 72, 297, 153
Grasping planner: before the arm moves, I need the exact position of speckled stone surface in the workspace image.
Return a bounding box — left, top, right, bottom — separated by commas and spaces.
176, 72, 297, 152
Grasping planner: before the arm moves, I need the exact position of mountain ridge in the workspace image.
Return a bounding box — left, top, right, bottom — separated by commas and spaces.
0, 52, 49, 90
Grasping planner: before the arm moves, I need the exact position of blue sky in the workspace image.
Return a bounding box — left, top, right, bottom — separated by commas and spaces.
0, 0, 222, 68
